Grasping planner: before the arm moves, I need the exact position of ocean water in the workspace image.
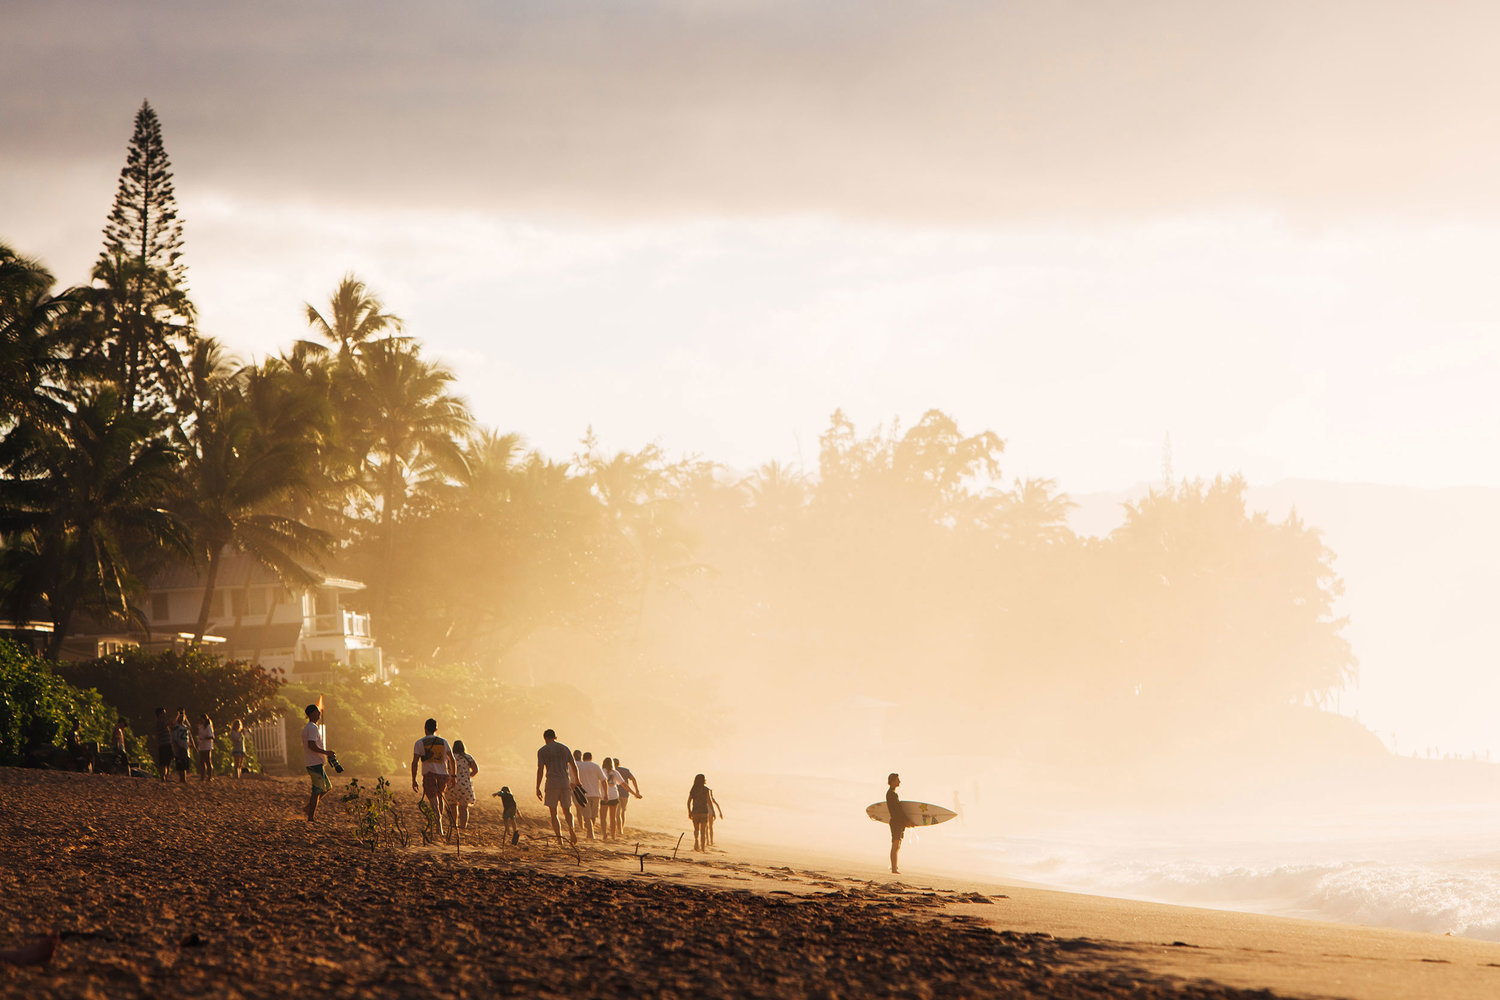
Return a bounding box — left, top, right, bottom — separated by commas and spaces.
961, 801, 1500, 940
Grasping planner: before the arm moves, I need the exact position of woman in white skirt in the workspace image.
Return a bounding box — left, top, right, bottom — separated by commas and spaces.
447, 740, 480, 834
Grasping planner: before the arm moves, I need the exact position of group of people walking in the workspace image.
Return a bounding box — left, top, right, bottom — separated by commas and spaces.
534, 729, 643, 846
150, 706, 249, 783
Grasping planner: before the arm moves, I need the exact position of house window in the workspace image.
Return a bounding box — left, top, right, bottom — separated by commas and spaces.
231, 591, 248, 617
247, 588, 267, 616
97, 639, 138, 657
150, 593, 170, 620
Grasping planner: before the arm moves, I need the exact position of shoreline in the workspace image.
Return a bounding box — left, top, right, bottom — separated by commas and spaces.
4, 768, 1500, 998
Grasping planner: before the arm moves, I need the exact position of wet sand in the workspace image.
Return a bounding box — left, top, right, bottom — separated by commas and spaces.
2, 768, 1497, 998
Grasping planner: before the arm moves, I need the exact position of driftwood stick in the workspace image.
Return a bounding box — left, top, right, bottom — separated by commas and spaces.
672, 832, 685, 861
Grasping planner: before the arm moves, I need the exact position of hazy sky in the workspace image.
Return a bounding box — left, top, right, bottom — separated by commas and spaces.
6, 0, 1500, 491
6, 1, 1500, 755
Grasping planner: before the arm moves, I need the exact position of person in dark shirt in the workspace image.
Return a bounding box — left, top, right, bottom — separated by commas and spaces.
154, 707, 173, 780
886, 772, 908, 874
495, 786, 520, 844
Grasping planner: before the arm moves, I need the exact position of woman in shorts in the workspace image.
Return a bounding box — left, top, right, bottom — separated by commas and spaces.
687, 774, 717, 851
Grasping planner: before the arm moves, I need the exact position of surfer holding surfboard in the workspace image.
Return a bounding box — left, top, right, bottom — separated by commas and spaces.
866, 774, 958, 874
885, 773, 906, 873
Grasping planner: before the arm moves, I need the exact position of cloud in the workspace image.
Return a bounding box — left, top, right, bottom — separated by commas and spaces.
6, 0, 1500, 223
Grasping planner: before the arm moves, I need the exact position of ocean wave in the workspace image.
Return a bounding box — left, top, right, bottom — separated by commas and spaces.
1017, 855, 1500, 940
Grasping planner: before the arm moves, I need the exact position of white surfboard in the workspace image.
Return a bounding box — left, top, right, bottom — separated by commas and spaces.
866, 800, 957, 827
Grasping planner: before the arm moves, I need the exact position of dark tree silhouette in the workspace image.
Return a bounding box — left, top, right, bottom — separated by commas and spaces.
83, 101, 196, 413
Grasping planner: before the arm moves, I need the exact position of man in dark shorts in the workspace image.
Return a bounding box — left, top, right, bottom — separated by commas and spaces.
535, 729, 579, 846
154, 707, 172, 780
887, 772, 908, 874
411, 718, 457, 838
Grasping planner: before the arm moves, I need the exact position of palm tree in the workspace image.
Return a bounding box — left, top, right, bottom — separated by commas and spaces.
172, 340, 334, 643
301, 273, 404, 363
0, 244, 83, 435
0, 387, 186, 658
346, 338, 471, 612
998, 477, 1077, 546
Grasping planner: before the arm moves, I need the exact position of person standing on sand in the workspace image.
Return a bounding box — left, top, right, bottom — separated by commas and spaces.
195, 714, 215, 781
574, 751, 606, 840
154, 707, 172, 780
303, 704, 336, 821
535, 729, 579, 846
228, 719, 247, 778
412, 718, 456, 838
886, 772, 908, 874
170, 710, 192, 783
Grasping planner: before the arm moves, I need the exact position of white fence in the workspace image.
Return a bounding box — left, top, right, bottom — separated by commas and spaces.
248, 718, 287, 765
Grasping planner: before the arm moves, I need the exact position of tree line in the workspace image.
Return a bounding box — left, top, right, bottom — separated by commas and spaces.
2, 102, 1357, 765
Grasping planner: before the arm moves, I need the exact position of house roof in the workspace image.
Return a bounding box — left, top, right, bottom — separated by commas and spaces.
149, 550, 364, 592
219, 621, 304, 653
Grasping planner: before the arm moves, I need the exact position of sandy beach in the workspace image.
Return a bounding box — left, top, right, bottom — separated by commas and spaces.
3, 768, 1498, 999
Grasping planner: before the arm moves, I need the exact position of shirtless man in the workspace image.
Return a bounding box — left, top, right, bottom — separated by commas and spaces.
887, 772, 908, 874
535, 729, 580, 846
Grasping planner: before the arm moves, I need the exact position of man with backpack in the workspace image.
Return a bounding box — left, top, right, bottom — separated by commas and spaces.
411, 718, 457, 838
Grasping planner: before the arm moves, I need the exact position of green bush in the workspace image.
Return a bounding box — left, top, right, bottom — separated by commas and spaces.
56, 647, 284, 754
0, 641, 124, 765
280, 664, 417, 774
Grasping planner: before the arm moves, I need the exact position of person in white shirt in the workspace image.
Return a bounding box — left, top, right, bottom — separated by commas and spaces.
411, 717, 457, 838
574, 752, 607, 841
601, 757, 623, 841
302, 704, 336, 822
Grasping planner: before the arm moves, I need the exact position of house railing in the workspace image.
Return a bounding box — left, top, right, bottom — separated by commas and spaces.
306, 610, 371, 638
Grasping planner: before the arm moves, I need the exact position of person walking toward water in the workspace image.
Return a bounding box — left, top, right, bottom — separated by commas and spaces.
412, 718, 456, 838
302, 704, 336, 821
687, 774, 722, 851
614, 759, 641, 832
535, 729, 579, 847
887, 772, 908, 874
601, 757, 622, 841
496, 786, 520, 844
575, 751, 606, 841
446, 739, 479, 835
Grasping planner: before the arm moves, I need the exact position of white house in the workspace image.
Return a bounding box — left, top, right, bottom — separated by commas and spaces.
138, 551, 386, 683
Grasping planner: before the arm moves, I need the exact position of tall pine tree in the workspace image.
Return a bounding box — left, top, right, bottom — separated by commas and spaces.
84, 100, 196, 414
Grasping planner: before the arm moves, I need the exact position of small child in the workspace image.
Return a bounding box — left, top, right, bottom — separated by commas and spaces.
228, 719, 247, 779
495, 786, 519, 845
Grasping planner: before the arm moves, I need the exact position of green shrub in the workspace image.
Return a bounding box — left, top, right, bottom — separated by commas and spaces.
55, 647, 284, 753
0, 641, 124, 765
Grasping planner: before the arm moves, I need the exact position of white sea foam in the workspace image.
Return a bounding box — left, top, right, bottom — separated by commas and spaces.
960, 801, 1500, 940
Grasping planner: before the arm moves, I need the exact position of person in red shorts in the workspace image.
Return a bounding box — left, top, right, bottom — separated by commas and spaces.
411, 718, 456, 839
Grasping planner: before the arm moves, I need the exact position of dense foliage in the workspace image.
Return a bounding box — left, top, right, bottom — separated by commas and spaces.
0, 641, 121, 765
0, 103, 1359, 770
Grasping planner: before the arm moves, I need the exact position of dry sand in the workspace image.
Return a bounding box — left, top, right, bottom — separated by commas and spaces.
2, 767, 1497, 999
